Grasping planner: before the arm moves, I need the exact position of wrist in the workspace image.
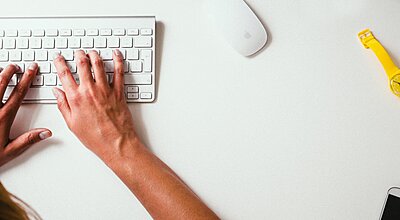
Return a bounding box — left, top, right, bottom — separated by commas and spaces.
101, 133, 145, 171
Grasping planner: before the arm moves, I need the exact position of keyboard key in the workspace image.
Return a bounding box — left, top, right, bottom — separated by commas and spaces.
0, 30, 4, 37
0, 51, 9, 61
127, 29, 139, 36
36, 50, 48, 61
22, 51, 35, 61
43, 38, 55, 49
99, 49, 113, 60
141, 29, 153, 35
16, 38, 29, 49
113, 28, 125, 36
55, 38, 68, 49
30, 38, 42, 49
87, 29, 99, 36
44, 74, 57, 85
5, 29, 18, 37
19, 29, 32, 37
4, 39, 16, 49
124, 74, 152, 85
32, 75, 44, 86
104, 61, 128, 73
127, 86, 139, 93
82, 37, 94, 48
108, 37, 120, 48
127, 49, 139, 60
73, 29, 85, 36
69, 38, 81, 48
32, 29, 45, 37
38, 62, 51, 73
4, 87, 55, 100
60, 29, 72, 36
127, 93, 139, 99
141, 49, 153, 72
10, 51, 22, 61
46, 29, 58, 37
94, 37, 107, 48
134, 37, 152, 48
104, 61, 114, 73
129, 61, 142, 72
49, 50, 61, 61
121, 37, 133, 48
140, 92, 152, 99
61, 50, 74, 61
0, 39, 2, 49
100, 29, 112, 36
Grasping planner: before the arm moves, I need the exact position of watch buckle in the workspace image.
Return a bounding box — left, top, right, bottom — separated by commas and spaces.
358, 29, 375, 49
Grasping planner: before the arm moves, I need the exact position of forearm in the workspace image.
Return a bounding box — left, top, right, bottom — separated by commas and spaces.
105, 140, 219, 220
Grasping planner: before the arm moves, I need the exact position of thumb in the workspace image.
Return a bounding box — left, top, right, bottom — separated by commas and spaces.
4, 129, 52, 159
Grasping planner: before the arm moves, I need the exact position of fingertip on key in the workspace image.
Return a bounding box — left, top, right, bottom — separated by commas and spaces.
29, 62, 38, 71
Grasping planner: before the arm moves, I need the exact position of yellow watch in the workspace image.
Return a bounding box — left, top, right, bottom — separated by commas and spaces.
358, 29, 400, 97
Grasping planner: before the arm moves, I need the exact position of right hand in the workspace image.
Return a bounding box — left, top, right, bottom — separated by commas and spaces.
52, 50, 141, 163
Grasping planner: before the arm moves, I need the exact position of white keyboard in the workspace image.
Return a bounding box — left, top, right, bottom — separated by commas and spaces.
0, 16, 156, 103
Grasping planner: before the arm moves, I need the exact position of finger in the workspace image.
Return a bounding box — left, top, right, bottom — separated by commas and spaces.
0, 64, 18, 100
4, 128, 51, 160
54, 54, 78, 94
112, 49, 125, 97
87, 50, 108, 87
4, 63, 37, 112
75, 50, 94, 86
52, 88, 71, 122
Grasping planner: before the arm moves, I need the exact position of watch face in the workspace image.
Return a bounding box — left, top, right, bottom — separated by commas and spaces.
390, 74, 400, 96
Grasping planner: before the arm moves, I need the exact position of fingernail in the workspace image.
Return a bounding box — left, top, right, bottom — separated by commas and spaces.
52, 88, 59, 99
114, 49, 122, 56
39, 131, 52, 140
29, 62, 38, 70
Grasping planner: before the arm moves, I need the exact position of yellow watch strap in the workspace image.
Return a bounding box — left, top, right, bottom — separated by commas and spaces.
358, 29, 399, 78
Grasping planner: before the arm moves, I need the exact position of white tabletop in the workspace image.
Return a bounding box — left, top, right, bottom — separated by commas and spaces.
1, 0, 400, 219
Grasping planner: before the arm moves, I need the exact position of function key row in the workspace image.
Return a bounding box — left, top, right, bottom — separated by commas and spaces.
0, 28, 153, 37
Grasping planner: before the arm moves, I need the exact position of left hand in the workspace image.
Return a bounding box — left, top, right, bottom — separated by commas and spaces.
0, 63, 52, 167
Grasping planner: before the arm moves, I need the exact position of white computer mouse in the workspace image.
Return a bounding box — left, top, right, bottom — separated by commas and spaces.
205, 0, 268, 57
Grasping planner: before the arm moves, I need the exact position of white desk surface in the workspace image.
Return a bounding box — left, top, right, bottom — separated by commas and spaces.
1, 0, 400, 219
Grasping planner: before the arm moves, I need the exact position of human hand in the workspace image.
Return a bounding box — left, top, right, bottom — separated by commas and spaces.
52, 50, 140, 163
0, 63, 52, 167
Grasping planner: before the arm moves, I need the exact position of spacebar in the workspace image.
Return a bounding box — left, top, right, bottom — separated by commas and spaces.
4, 87, 56, 100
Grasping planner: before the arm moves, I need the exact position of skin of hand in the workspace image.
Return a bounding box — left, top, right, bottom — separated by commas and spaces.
0, 63, 52, 167
53, 50, 219, 219
52, 50, 138, 163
